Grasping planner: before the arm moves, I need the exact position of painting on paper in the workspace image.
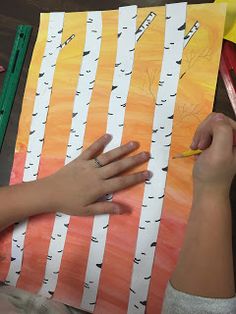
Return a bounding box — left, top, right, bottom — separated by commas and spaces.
0, 3, 225, 313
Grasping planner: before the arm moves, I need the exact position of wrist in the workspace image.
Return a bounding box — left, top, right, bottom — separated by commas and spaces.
193, 179, 230, 201
30, 178, 57, 214
191, 181, 231, 220
0, 180, 56, 231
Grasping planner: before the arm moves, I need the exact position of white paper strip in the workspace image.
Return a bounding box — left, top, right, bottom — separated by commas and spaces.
184, 21, 200, 48
80, 6, 137, 312
5, 12, 65, 287
135, 12, 156, 42
38, 11, 102, 298
127, 3, 187, 313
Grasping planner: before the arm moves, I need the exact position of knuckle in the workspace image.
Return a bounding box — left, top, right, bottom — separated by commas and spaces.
84, 207, 93, 216
137, 172, 145, 182
134, 153, 142, 160
121, 144, 128, 153
101, 153, 109, 165
125, 175, 136, 187
135, 172, 147, 183
115, 162, 124, 173
209, 112, 224, 122
97, 183, 106, 195
213, 112, 225, 120
116, 176, 126, 188
214, 122, 231, 133
132, 155, 142, 165
104, 181, 114, 194
129, 153, 140, 162
88, 146, 96, 156
116, 144, 129, 157
209, 112, 218, 119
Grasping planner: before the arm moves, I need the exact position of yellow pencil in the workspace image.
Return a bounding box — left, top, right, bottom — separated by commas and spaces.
173, 149, 203, 159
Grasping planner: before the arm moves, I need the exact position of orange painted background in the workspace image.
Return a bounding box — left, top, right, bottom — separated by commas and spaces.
0, 3, 225, 314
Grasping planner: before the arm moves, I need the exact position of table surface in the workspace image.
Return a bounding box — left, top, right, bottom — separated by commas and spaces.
0, 0, 236, 281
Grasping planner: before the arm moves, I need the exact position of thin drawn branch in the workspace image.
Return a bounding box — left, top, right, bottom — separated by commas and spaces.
146, 68, 157, 102
174, 103, 202, 126
141, 68, 157, 102
180, 48, 212, 80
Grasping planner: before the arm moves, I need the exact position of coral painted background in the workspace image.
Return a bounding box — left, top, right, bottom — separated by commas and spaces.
0, 3, 225, 313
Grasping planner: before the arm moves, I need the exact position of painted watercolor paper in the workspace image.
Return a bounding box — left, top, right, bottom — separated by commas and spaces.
0, 3, 226, 314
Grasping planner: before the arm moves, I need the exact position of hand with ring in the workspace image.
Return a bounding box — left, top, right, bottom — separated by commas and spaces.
40, 134, 152, 216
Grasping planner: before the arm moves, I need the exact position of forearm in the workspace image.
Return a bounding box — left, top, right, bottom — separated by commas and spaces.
171, 183, 235, 298
0, 178, 53, 232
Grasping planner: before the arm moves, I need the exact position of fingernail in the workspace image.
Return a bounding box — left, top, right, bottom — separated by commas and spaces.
105, 133, 113, 141
198, 140, 205, 150
113, 206, 132, 215
214, 113, 225, 122
141, 151, 150, 159
145, 170, 153, 179
128, 141, 139, 148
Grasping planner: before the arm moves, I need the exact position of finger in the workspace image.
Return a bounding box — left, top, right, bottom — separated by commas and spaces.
104, 170, 153, 194
100, 151, 150, 179
81, 134, 112, 160
97, 141, 139, 167
191, 113, 236, 150
190, 114, 213, 149
211, 119, 233, 156
82, 201, 130, 216
190, 128, 202, 150
198, 132, 212, 150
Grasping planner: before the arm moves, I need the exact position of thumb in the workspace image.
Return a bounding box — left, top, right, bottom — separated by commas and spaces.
83, 202, 131, 216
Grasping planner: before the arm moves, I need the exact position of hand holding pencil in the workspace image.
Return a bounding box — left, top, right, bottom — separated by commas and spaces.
174, 113, 236, 158
177, 112, 236, 191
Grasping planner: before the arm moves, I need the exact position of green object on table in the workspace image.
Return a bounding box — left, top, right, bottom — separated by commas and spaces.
0, 25, 32, 150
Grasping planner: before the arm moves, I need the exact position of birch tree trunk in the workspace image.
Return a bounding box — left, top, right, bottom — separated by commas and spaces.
5, 12, 65, 287
184, 21, 200, 48
80, 6, 137, 312
127, 3, 187, 313
38, 11, 102, 298
135, 12, 156, 42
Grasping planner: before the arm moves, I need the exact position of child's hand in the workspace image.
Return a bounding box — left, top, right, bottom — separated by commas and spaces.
190, 113, 236, 193
44, 134, 151, 216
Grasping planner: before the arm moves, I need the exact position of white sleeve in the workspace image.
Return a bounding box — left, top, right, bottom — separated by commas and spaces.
162, 282, 236, 314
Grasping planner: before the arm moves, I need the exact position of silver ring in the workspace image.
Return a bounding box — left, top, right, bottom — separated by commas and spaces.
94, 157, 103, 168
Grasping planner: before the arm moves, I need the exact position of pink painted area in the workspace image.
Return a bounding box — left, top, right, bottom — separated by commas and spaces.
9, 151, 26, 185
16, 212, 56, 292
54, 215, 93, 308
147, 213, 187, 313
95, 186, 143, 314
0, 145, 193, 313
17, 155, 65, 293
